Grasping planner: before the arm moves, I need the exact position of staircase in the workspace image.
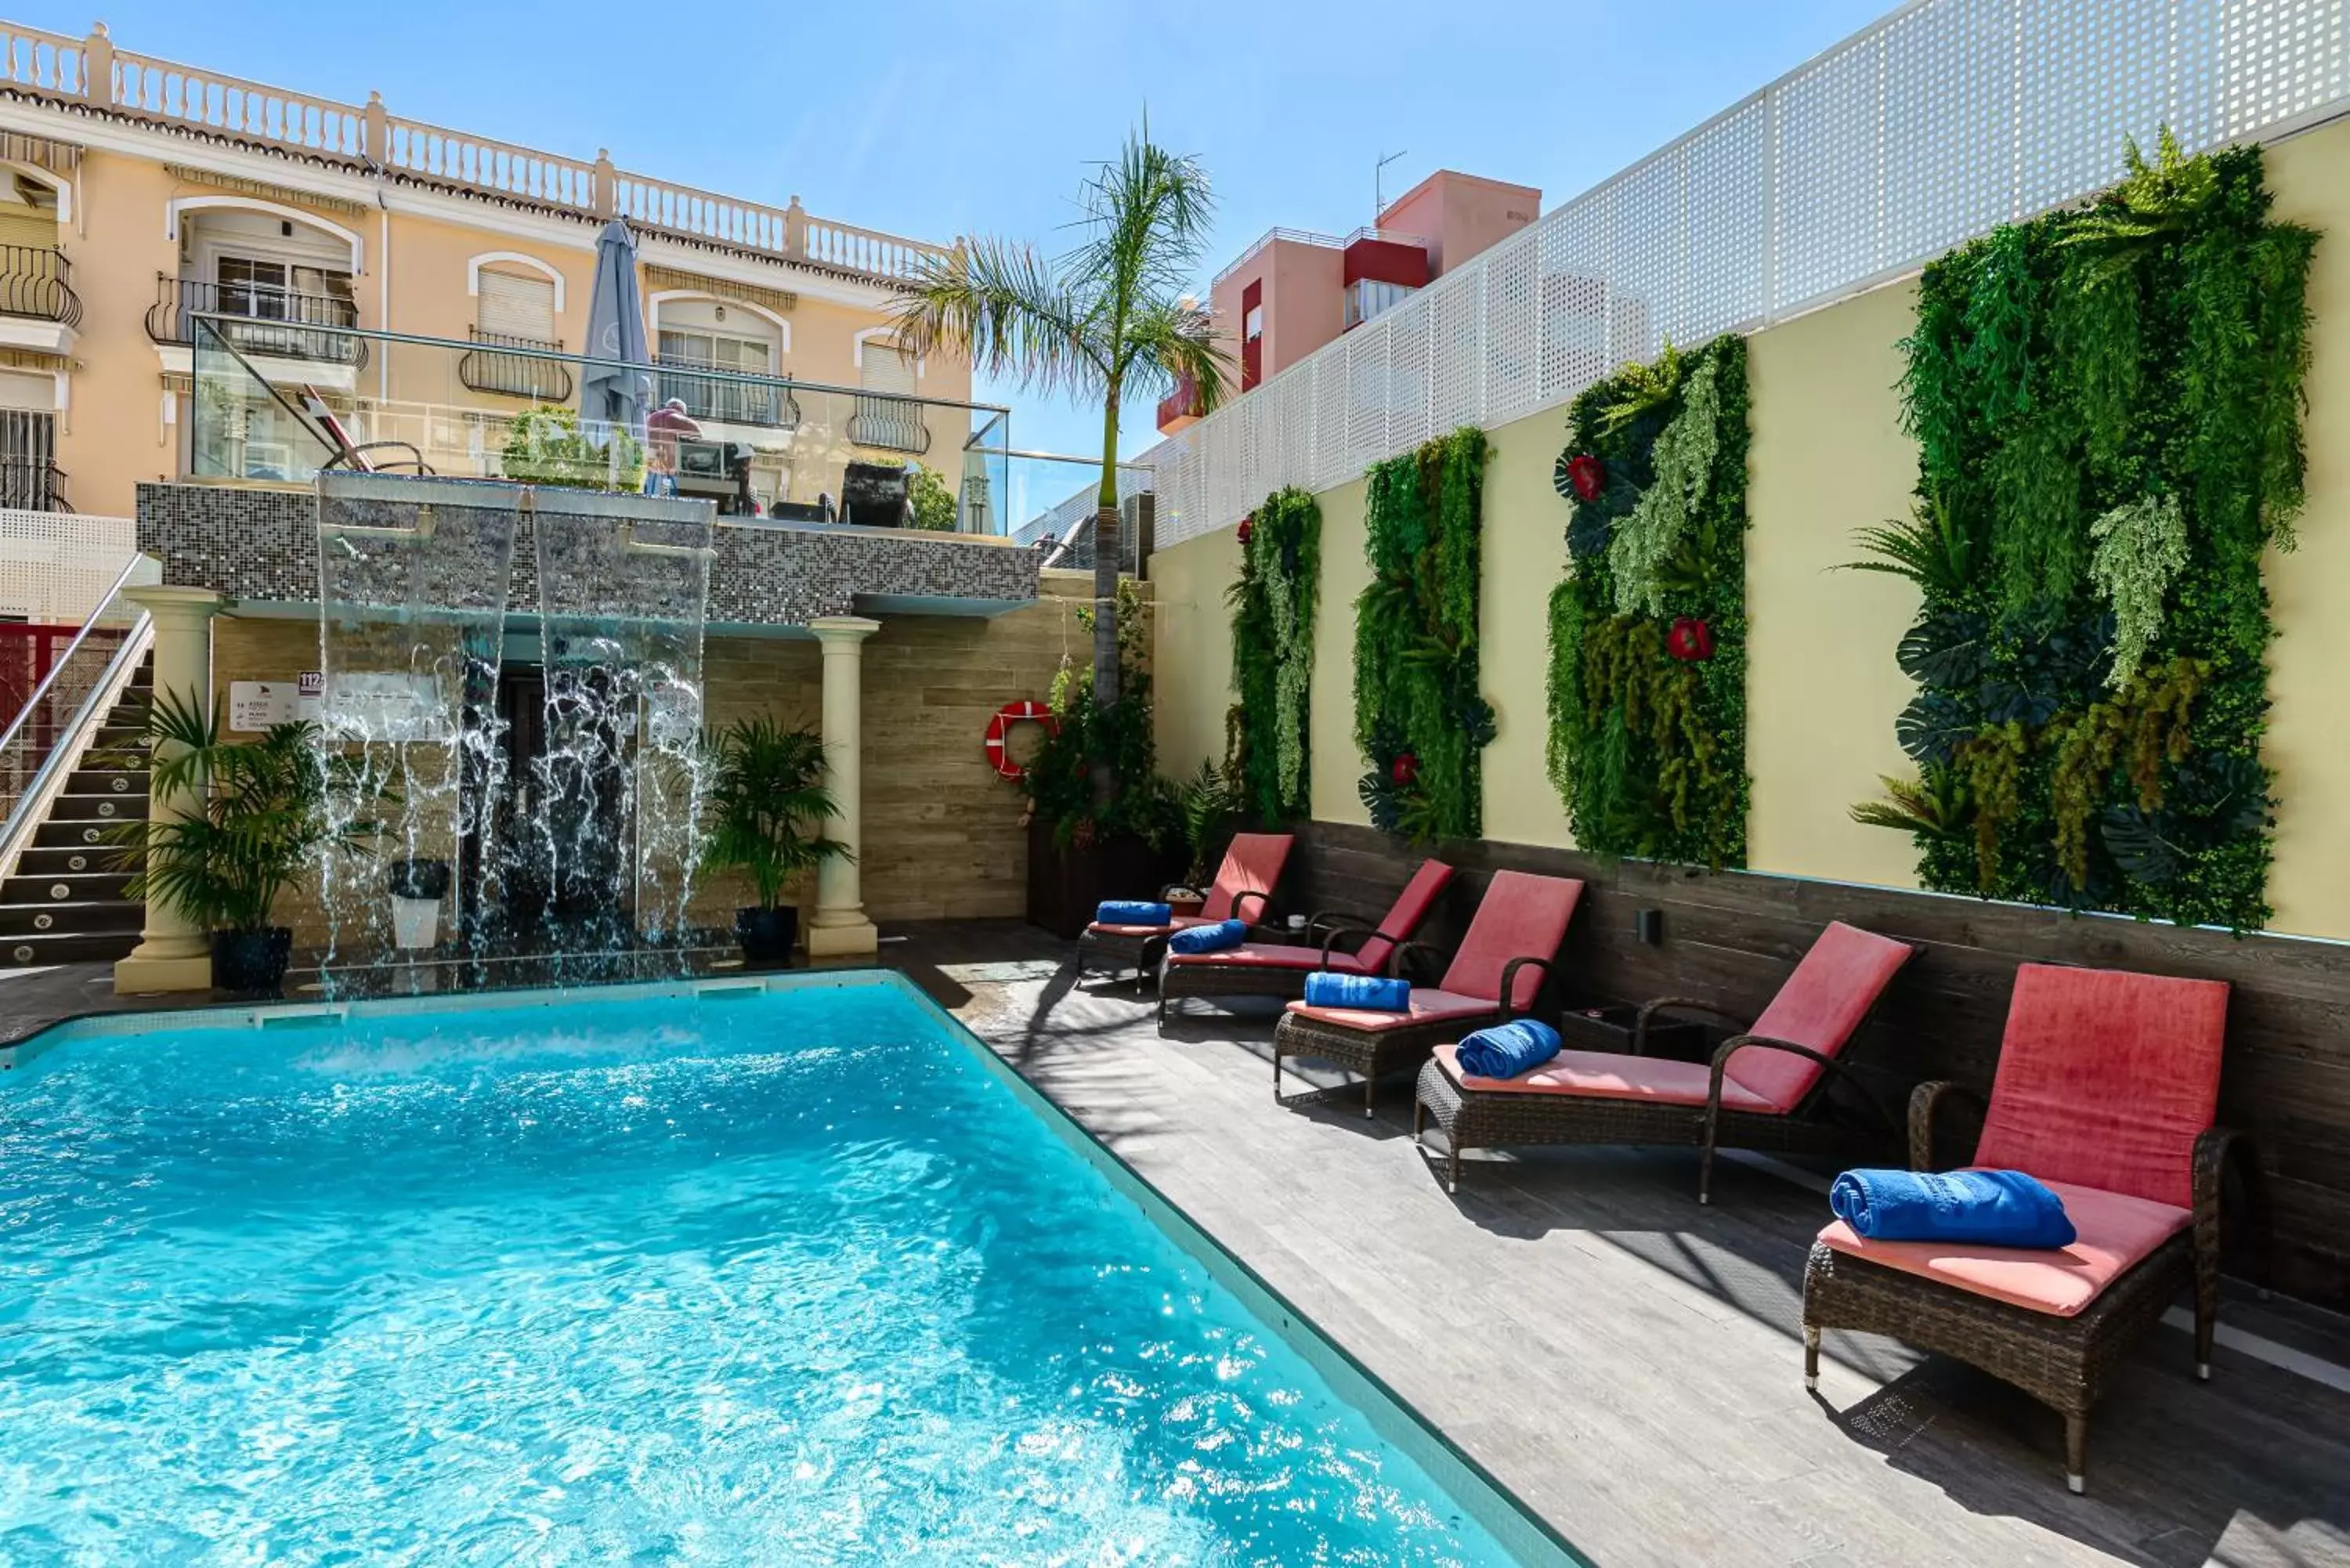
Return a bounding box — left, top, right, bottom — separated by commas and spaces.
0, 652, 151, 966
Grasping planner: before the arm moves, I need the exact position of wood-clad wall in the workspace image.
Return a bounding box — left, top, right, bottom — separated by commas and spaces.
1287, 821, 2350, 1310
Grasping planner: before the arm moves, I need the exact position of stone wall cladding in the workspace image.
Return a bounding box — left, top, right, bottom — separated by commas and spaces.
136, 482, 1041, 626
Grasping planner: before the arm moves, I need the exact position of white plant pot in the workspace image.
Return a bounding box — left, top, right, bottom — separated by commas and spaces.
390, 894, 441, 950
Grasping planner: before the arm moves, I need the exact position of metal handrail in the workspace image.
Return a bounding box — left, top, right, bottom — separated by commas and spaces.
0, 552, 154, 857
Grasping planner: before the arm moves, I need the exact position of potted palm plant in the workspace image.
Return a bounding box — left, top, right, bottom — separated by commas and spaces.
110, 687, 381, 994
1165, 758, 1234, 916
700, 717, 851, 964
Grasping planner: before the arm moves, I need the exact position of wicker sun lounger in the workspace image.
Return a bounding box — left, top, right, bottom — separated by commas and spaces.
1270, 869, 1585, 1118
1801, 962, 2245, 1494
1156, 859, 1455, 1027
1412, 921, 1917, 1200
1074, 832, 1292, 989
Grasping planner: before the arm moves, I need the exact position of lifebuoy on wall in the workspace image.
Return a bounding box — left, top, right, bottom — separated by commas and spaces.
985, 699, 1058, 781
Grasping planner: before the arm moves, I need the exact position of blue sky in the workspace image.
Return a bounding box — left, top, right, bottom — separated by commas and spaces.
71, 0, 1888, 458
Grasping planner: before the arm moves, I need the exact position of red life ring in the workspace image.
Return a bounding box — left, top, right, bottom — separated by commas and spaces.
985, 699, 1058, 781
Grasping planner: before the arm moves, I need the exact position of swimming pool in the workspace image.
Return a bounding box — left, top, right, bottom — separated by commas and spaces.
0, 974, 1578, 1564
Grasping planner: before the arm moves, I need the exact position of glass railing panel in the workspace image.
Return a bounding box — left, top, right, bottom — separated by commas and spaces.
0, 551, 160, 848
186, 316, 1018, 534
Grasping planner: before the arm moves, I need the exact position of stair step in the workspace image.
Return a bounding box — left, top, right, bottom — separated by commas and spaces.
66, 768, 146, 795
34, 819, 128, 849
0, 930, 143, 966
15, 846, 135, 876
0, 900, 143, 936
1, 871, 136, 905
46, 795, 146, 822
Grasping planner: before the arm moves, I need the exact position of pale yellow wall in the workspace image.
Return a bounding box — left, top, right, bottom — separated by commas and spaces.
2254, 121, 2350, 938
1148, 115, 2350, 941
1307, 475, 1372, 826
1480, 421, 1576, 851
1146, 524, 1239, 779
1744, 280, 1927, 892
56, 150, 183, 516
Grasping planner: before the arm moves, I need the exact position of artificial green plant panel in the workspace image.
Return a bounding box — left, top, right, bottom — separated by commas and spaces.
1860, 135, 2315, 930
1545, 333, 1752, 866
1353, 428, 1494, 841
1226, 486, 1321, 822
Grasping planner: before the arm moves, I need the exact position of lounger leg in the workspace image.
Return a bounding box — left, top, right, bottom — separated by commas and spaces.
1271, 1047, 1285, 1104
1364, 1074, 1376, 1120
1446, 1140, 1462, 1195
1802, 1326, 1820, 1392
2194, 1237, 2219, 1381
1697, 1125, 1719, 1206
2064, 1413, 2088, 1495
1412, 1096, 1426, 1145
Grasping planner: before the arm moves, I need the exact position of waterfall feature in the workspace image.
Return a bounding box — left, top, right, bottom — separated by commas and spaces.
312, 475, 714, 983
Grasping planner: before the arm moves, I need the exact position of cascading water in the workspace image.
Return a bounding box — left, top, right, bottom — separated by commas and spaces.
314, 474, 520, 973
310, 475, 715, 986
522, 488, 714, 950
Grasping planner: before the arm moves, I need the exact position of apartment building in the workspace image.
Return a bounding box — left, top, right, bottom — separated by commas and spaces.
0, 20, 970, 517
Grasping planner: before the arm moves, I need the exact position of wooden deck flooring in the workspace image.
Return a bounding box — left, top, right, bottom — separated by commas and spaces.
898, 923, 2350, 1568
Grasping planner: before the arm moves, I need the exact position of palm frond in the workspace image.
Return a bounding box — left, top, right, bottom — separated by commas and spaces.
1849, 770, 1970, 839
1118, 296, 1231, 412
699, 716, 851, 908
1075, 128, 1218, 301
1837, 499, 1974, 594
891, 238, 1107, 398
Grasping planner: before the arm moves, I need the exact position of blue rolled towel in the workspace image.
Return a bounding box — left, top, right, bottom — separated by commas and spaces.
1453, 1019, 1563, 1079
1096, 900, 1172, 927
1831, 1168, 2077, 1248
1166, 919, 1247, 955
1303, 971, 1411, 1011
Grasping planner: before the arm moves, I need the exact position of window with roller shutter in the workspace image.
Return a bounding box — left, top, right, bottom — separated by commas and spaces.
477, 269, 557, 344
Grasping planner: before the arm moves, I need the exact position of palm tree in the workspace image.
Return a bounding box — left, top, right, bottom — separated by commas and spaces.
892, 127, 1228, 707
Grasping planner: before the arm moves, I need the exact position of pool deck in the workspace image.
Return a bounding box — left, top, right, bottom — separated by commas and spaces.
9, 927, 2349, 1568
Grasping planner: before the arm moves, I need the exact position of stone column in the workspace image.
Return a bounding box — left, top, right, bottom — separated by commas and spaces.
805, 615, 881, 958
114, 586, 222, 995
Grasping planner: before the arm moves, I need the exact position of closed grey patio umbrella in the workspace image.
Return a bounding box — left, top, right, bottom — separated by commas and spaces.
579, 219, 653, 476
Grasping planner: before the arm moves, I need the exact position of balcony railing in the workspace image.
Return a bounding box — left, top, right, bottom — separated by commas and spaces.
0, 21, 953, 287
0, 457, 67, 511
146, 274, 367, 368
458, 327, 574, 402
848, 396, 931, 455
653, 359, 799, 429
0, 246, 78, 327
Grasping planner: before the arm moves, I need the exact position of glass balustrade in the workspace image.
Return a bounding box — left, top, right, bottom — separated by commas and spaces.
189, 315, 1016, 535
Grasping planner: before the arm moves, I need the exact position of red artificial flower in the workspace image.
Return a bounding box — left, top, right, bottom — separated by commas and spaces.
1236, 514, 1254, 546
1565, 453, 1605, 504
1390, 752, 1420, 786
1665, 616, 1715, 662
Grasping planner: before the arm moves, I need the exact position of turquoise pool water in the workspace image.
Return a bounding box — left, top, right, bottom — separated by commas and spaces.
0, 980, 1539, 1564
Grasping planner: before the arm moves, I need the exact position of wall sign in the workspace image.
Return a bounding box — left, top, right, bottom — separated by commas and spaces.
228, 677, 324, 732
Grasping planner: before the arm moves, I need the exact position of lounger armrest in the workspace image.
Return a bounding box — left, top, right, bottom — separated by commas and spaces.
1634, 995, 1749, 1055
1498, 956, 1556, 1021
1230, 889, 1274, 927
1387, 939, 1446, 984
1316, 923, 1383, 967
1307, 908, 1379, 938
1711, 1035, 1901, 1138
1907, 1080, 1984, 1170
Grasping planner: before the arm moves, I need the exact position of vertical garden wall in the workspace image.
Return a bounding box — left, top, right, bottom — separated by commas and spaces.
1352, 428, 1494, 840
1545, 334, 1752, 866
1856, 137, 2317, 930
1226, 487, 1321, 823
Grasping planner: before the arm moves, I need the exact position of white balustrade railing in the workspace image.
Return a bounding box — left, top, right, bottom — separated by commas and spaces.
0, 19, 951, 283
1150, 0, 2350, 547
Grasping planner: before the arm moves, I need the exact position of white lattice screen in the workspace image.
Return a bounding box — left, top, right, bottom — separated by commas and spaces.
0, 511, 138, 621
1133, 0, 2349, 548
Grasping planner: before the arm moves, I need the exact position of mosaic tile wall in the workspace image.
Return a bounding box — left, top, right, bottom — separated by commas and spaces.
136, 482, 1042, 627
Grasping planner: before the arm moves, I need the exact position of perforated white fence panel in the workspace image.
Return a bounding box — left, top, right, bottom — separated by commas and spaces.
0, 511, 137, 621
1139, 0, 2348, 547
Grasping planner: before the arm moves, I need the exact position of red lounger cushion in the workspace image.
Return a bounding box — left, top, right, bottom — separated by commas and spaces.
1817, 1177, 2191, 1317
1350, 859, 1455, 974
1724, 922, 1917, 1112
1201, 833, 1293, 920
1166, 942, 1379, 973
1284, 988, 1498, 1033
1969, 963, 2229, 1211
1439, 870, 1585, 1009
1433, 1044, 1780, 1112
